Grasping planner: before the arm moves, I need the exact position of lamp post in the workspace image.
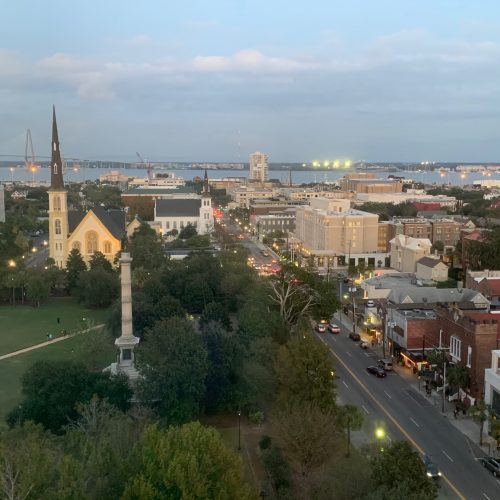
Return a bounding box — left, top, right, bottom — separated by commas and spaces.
238, 410, 241, 451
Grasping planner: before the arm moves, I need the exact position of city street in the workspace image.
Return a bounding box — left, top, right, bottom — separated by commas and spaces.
316, 323, 500, 500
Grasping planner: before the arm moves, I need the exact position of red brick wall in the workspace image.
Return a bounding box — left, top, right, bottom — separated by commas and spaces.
406, 319, 439, 350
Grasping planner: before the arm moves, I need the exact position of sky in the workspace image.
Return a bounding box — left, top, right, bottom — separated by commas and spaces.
2, 0, 500, 162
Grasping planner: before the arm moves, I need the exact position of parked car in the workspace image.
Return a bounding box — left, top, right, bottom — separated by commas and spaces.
366, 299, 375, 308
328, 323, 340, 334
366, 366, 387, 378
480, 457, 500, 477
349, 332, 361, 341
377, 359, 393, 371
316, 322, 327, 333
359, 340, 369, 349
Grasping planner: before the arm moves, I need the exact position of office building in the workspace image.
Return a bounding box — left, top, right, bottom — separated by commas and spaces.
249, 152, 269, 182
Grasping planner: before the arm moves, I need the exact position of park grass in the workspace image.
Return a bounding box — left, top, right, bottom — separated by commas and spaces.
0, 328, 116, 427
0, 297, 111, 355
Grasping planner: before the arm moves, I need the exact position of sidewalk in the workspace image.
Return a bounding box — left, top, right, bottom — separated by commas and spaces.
335, 311, 498, 457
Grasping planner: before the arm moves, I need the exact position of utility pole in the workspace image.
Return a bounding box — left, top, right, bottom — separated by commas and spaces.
442, 360, 447, 414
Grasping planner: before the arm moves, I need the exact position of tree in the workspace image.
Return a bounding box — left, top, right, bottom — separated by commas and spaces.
431, 240, 444, 253
199, 301, 232, 331
370, 441, 437, 499
268, 268, 319, 333
271, 402, 338, 482
178, 223, 197, 239
201, 322, 240, 412
26, 273, 51, 307
137, 318, 208, 424
65, 248, 87, 292
274, 333, 336, 413
446, 364, 470, 394
129, 223, 166, 271
337, 404, 364, 457
122, 422, 255, 500
468, 399, 490, 446
75, 268, 119, 308
89, 251, 114, 273
7, 361, 131, 433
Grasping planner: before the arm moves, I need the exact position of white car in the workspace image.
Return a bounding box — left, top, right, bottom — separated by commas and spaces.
366, 300, 375, 308
328, 323, 340, 334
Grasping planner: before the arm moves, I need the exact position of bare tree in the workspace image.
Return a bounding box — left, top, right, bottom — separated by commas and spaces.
0, 455, 32, 500
268, 271, 319, 333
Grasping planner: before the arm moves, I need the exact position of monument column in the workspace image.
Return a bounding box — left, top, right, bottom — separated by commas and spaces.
110, 252, 140, 382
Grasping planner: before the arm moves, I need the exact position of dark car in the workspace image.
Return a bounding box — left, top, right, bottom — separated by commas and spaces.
480, 457, 500, 477
349, 332, 361, 341
422, 455, 442, 478
366, 366, 387, 378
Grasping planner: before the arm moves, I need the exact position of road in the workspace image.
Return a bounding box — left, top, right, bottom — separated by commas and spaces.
316, 323, 500, 500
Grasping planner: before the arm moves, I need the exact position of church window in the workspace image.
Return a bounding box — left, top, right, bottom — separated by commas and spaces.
53, 163, 58, 174
53, 196, 61, 211
104, 241, 112, 254
55, 219, 61, 235
86, 231, 98, 254
72, 241, 81, 251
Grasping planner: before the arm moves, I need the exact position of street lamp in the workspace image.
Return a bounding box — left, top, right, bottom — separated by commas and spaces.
8, 260, 16, 268
237, 410, 241, 451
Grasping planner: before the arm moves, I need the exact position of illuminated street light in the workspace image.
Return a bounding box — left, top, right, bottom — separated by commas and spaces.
31, 247, 37, 253
375, 427, 385, 440
8, 260, 16, 268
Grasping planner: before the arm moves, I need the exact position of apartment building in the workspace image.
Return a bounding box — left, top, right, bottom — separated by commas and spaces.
294, 198, 383, 268
390, 235, 432, 272
249, 151, 269, 182
228, 186, 277, 208
388, 218, 462, 248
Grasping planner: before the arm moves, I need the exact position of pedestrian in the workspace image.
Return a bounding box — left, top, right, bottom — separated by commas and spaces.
453, 406, 458, 419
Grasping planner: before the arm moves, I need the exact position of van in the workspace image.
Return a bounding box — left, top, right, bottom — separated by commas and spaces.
377, 359, 393, 371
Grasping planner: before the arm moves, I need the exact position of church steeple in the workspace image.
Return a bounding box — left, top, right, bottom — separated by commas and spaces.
202, 168, 210, 197
50, 106, 64, 190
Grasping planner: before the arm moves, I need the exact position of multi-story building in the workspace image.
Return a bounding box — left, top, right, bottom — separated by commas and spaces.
253, 211, 296, 238
390, 235, 432, 273
249, 151, 269, 182
354, 192, 457, 209
228, 186, 276, 208
276, 187, 353, 201
485, 350, 500, 418
294, 198, 384, 268
377, 222, 390, 252
339, 173, 403, 193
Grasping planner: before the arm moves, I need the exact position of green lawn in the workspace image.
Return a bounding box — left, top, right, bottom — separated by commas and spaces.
0, 298, 111, 355
0, 328, 116, 426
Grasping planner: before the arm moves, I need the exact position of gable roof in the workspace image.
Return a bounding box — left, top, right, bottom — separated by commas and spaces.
388, 287, 488, 306
91, 206, 126, 240
68, 211, 85, 232
417, 256, 446, 268
156, 198, 202, 217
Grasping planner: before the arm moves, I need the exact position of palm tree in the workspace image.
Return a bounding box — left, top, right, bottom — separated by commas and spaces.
337, 404, 364, 457
468, 400, 490, 446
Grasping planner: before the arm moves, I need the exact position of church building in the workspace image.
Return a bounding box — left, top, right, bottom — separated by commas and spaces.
48, 107, 126, 268
153, 170, 214, 236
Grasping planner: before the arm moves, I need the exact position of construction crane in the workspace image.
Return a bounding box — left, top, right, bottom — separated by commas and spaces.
24, 129, 39, 185
136, 152, 153, 180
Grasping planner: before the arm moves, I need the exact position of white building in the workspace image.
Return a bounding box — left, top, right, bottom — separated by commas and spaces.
128, 173, 185, 189
484, 350, 500, 417
154, 171, 213, 236
416, 256, 449, 282
249, 151, 269, 182
390, 235, 432, 273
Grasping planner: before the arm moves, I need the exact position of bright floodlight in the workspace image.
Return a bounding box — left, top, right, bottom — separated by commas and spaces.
375, 427, 385, 439
323, 161, 330, 167
345, 159, 352, 168
333, 160, 340, 168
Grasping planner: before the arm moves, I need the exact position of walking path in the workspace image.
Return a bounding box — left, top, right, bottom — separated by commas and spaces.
335, 311, 499, 457
0, 324, 105, 361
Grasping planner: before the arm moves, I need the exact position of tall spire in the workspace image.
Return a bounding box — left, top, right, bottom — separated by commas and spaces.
202, 168, 210, 196
50, 106, 64, 190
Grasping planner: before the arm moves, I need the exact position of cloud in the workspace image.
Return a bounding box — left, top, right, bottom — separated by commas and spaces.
0, 49, 25, 76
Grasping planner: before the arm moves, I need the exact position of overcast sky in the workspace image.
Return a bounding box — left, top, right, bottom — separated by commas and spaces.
2, 0, 500, 162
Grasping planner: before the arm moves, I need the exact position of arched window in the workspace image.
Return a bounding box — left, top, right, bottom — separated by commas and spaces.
86, 231, 98, 254
104, 241, 112, 254
55, 219, 61, 235
72, 241, 81, 251
53, 196, 61, 211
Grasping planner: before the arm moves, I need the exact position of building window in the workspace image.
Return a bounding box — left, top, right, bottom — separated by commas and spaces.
466, 346, 472, 368
173, 221, 177, 229
72, 241, 81, 251
165, 221, 170, 230
53, 196, 61, 211
450, 336, 461, 360
55, 219, 61, 235
86, 231, 98, 254
104, 241, 112, 254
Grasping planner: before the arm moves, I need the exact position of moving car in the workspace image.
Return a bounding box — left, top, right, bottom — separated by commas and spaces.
349, 332, 361, 341
422, 455, 442, 478
480, 457, 500, 477
359, 340, 369, 349
366, 366, 387, 378
366, 299, 375, 308
377, 359, 393, 371
316, 322, 327, 333
328, 323, 340, 334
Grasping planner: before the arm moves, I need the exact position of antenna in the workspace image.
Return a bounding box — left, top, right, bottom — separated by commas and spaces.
24, 129, 38, 185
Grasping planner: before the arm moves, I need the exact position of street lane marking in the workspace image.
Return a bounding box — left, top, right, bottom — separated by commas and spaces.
442, 450, 454, 463
361, 405, 369, 415
314, 332, 466, 500
410, 417, 420, 428
346, 351, 352, 357
342, 381, 349, 389
331, 337, 337, 342
483, 494, 491, 500
384, 390, 392, 399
